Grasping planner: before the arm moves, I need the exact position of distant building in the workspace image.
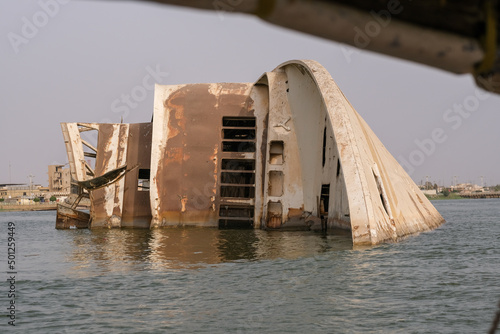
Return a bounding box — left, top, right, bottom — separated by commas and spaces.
48, 165, 71, 193
0, 165, 72, 202
0, 184, 45, 199
452, 183, 484, 193
453, 183, 485, 193
422, 189, 438, 196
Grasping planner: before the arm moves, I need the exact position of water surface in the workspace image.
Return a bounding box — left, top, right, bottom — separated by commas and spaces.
0, 199, 499, 333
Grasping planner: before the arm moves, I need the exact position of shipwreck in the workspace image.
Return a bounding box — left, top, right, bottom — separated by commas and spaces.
56, 60, 444, 245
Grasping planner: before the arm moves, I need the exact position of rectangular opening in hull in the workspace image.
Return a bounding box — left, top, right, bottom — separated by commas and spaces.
221, 172, 255, 185
222, 141, 256, 152
322, 126, 327, 167
219, 116, 257, 230
221, 159, 255, 171
321, 184, 330, 215
222, 117, 256, 127
223, 129, 255, 140
220, 185, 255, 198
268, 171, 284, 197
269, 141, 284, 165
219, 206, 254, 218
138, 169, 150, 191
267, 201, 282, 228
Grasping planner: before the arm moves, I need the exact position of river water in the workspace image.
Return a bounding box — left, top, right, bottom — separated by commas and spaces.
0, 199, 499, 333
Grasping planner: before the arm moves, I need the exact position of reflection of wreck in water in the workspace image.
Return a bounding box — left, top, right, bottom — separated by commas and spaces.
57, 60, 444, 245
67, 229, 353, 272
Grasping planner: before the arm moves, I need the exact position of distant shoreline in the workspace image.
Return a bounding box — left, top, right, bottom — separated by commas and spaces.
0, 204, 57, 212
427, 194, 500, 200
425, 193, 463, 200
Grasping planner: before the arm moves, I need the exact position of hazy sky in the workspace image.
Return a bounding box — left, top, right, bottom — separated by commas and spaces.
1, 1, 499, 187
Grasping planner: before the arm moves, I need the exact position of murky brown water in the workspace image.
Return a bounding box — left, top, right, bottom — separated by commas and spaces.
1, 199, 499, 333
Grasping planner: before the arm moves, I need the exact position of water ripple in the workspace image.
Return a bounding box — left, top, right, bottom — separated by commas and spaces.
0, 200, 499, 333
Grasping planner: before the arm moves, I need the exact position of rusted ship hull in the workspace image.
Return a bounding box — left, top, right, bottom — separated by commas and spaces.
57, 60, 445, 245
56, 204, 90, 229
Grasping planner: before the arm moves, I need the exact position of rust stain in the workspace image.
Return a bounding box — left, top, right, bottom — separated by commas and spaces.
112, 124, 129, 219
155, 83, 252, 223
158, 210, 218, 227
166, 147, 183, 164
267, 216, 281, 229
288, 207, 303, 218
92, 124, 119, 225
166, 105, 186, 141
56, 205, 90, 229
211, 144, 218, 195
180, 196, 187, 213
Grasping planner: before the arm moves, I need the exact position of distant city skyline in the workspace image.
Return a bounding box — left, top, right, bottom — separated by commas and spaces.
1, 1, 499, 187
